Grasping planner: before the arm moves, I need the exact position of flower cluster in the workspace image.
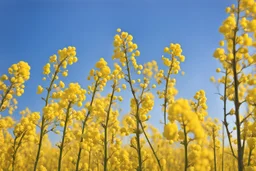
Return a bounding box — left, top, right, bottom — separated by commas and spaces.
0, 61, 30, 114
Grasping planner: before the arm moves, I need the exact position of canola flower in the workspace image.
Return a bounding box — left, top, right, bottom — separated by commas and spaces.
213, 0, 256, 170
0, 61, 30, 114
0, 1, 256, 171
159, 43, 184, 125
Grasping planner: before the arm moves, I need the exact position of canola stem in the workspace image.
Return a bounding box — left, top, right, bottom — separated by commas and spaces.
231, 1, 244, 170
34, 58, 66, 171
136, 113, 143, 171
0, 84, 13, 111
139, 120, 162, 171
124, 42, 143, 171
11, 131, 26, 171
247, 149, 253, 166
163, 55, 174, 125
104, 83, 116, 171
223, 70, 236, 158
58, 102, 72, 171
183, 125, 188, 171
75, 79, 99, 171
213, 129, 217, 171
222, 123, 224, 171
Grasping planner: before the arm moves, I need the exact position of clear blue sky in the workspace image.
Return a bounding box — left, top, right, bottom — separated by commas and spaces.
0, 0, 235, 143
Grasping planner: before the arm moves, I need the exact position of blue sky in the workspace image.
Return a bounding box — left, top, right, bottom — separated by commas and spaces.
0, 0, 235, 143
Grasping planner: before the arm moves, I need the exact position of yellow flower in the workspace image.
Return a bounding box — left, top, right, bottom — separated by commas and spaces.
1, 74, 8, 81
62, 71, 68, 77
216, 68, 221, 73
135, 50, 140, 56
121, 32, 128, 39
100, 66, 111, 77
118, 96, 123, 101
219, 40, 225, 46
95, 58, 107, 69
37, 85, 44, 94
163, 122, 178, 141
210, 76, 215, 83
122, 84, 126, 89
60, 121, 65, 127
226, 7, 231, 13
59, 81, 65, 88
164, 47, 169, 53
6, 94, 13, 100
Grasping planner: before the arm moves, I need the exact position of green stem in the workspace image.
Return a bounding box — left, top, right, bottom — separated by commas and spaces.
139, 120, 162, 171
34, 117, 45, 171
0, 84, 13, 112
123, 42, 143, 171
11, 131, 26, 171
163, 55, 174, 125
58, 102, 72, 171
247, 149, 253, 166
135, 115, 143, 171
222, 122, 224, 171
104, 83, 116, 171
34, 58, 67, 171
75, 79, 99, 171
231, 1, 243, 170
213, 129, 217, 171
183, 125, 188, 171
223, 70, 236, 158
